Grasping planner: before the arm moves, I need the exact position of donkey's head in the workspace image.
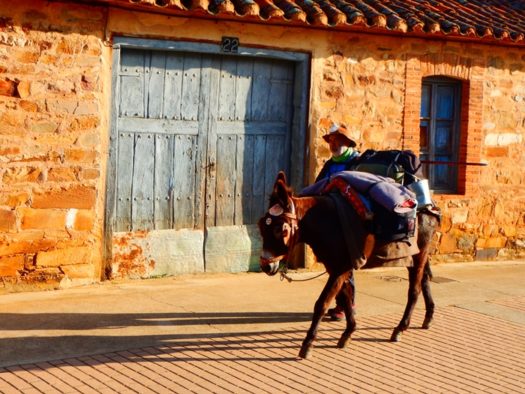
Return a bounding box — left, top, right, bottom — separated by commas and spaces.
257, 172, 299, 275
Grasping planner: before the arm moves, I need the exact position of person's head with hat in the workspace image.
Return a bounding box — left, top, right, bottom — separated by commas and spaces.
322, 123, 357, 162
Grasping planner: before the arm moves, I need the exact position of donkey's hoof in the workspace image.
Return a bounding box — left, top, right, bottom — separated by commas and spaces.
390, 328, 402, 342
337, 335, 351, 349
422, 317, 433, 329
298, 346, 312, 359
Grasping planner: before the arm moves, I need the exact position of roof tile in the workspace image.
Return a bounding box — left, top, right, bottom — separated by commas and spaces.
87, 0, 525, 45
275, 0, 307, 21
210, 0, 235, 13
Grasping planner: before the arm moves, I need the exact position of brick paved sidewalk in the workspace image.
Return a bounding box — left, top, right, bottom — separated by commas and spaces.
1, 303, 524, 394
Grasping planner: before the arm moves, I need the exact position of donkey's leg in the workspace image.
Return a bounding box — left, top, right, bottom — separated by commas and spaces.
421, 263, 435, 329
299, 274, 345, 359
417, 213, 439, 331
337, 271, 357, 349
390, 258, 426, 342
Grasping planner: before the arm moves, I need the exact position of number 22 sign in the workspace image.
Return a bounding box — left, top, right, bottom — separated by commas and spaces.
221, 37, 239, 53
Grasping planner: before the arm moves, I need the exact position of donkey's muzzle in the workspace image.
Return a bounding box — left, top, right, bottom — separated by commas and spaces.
259, 255, 282, 276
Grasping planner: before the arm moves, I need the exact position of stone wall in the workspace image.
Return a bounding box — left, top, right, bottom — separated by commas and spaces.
0, 1, 108, 291
0, 0, 524, 291
310, 39, 525, 263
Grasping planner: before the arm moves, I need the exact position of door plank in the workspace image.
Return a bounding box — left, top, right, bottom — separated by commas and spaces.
154, 134, 173, 230
119, 50, 145, 118
173, 135, 197, 230
181, 54, 202, 122
194, 56, 217, 229
163, 54, 184, 120
263, 135, 284, 209
204, 58, 221, 229
215, 135, 237, 226
251, 61, 271, 121
269, 63, 294, 122
252, 135, 267, 221
147, 52, 166, 119
119, 75, 144, 118
234, 134, 246, 225
132, 133, 155, 230
218, 58, 237, 123
235, 58, 253, 121
116, 133, 134, 231
242, 135, 255, 223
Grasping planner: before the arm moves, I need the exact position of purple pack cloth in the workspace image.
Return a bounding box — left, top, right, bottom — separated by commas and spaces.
299, 178, 329, 196
300, 170, 416, 213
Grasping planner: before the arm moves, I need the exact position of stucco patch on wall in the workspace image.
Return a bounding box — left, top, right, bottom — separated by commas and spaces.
111, 229, 205, 279
485, 133, 523, 146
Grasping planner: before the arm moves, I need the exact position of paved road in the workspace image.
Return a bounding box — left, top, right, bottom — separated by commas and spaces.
0, 260, 524, 393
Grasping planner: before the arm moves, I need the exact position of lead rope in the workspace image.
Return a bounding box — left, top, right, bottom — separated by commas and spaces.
280, 267, 327, 283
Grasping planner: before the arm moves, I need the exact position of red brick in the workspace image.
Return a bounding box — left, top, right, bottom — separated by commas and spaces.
64, 149, 97, 163
47, 167, 79, 182
0, 146, 21, 155
20, 208, 66, 230
60, 263, 95, 279
36, 246, 92, 268
73, 210, 95, 231
0, 192, 30, 208
439, 231, 460, 254
18, 100, 38, 112
31, 121, 59, 133
56, 38, 79, 55
0, 110, 23, 127
16, 80, 31, 99
14, 49, 39, 64
0, 237, 57, 257
32, 186, 97, 209
80, 169, 100, 180
0, 208, 17, 232
68, 116, 100, 131
486, 146, 509, 157
0, 255, 24, 277
39, 53, 59, 65
2, 167, 43, 184
0, 79, 16, 97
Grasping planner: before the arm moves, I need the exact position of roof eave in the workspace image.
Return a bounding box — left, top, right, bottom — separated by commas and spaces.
51, 0, 525, 48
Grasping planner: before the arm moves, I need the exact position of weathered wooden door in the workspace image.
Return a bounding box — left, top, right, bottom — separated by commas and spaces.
107, 47, 297, 277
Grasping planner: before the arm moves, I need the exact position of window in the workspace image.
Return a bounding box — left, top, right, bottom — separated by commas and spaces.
420, 77, 462, 193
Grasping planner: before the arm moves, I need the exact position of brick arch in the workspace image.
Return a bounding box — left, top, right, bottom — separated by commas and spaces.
402, 54, 483, 195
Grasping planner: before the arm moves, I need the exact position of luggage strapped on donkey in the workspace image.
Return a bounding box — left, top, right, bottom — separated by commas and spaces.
350, 148, 436, 209
350, 149, 423, 186
341, 149, 427, 242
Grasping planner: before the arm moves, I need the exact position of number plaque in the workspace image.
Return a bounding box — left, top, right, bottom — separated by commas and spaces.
221, 37, 239, 53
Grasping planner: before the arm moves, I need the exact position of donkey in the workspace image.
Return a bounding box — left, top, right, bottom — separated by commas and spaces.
258, 171, 440, 359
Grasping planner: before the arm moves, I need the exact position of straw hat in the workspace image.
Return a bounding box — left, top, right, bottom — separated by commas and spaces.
322, 123, 357, 147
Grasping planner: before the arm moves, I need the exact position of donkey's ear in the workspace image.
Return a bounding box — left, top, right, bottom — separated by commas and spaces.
275, 171, 287, 185
270, 171, 290, 207
273, 179, 290, 207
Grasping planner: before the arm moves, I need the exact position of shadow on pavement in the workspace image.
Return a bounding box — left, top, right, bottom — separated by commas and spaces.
0, 311, 313, 331
0, 311, 395, 367
0, 311, 312, 367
